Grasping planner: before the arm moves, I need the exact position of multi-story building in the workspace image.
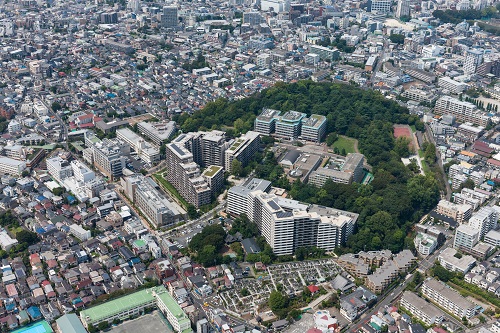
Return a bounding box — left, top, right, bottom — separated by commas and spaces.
421, 278, 476, 318
137, 121, 176, 147
243, 11, 264, 25
396, 0, 410, 17
435, 200, 472, 223
46, 156, 74, 183
464, 49, 483, 74
239, 189, 358, 255
254, 108, 282, 135
122, 175, 182, 228
434, 96, 489, 127
69, 224, 91, 242
370, 0, 391, 12
227, 178, 272, 216
365, 250, 416, 293
202, 165, 224, 195
438, 77, 469, 94
84, 132, 129, 181
116, 128, 160, 165
468, 206, 498, 238
161, 6, 178, 28
275, 111, 307, 139
309, 45, 340, 61
301, 115, 327, 142
454, 224, 480, 250
400, 291, 444, 326
225, 131, 260, 173
484, 229, 500, 247
457, 123, 484, 142
414, 232, 438, 255
309, 153, 365, 187
402, 88, 436, 103
438, 247, 476, 274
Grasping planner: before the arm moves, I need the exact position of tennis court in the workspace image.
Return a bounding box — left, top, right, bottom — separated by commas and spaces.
12, 321, 53, 333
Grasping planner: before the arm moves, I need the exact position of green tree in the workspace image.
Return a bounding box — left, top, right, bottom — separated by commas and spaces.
16, 230, 39, 246
460, 178, 475, 190
97, 321, 110, 331
186, 204, 199, 219
241, 288, 250, 296
51, 101, 62, 111
269, 290, 289, 318
231, 159, 243, 177
52, 187, 64, 196
389, 33, 405, 44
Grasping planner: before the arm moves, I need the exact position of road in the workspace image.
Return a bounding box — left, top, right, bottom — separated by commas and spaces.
42, 96, 69, 149
346, 237, 459, 333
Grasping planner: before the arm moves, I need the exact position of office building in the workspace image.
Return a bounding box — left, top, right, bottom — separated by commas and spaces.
161, 6, 178, 29
137, 121, 176, 146
438, 77, 469, 94
309, 153, 365, 187
122, 175, 182, 228
421, 278, 476, 318
454, 224, 480, 250
225, 131, 260, 173
400, 291, 444, 326
254, 108, 281, 135
301, 115, 327, 142
275, 111, 307, 139
396, 0, 410, 17
227, 178, 272, 216
435, 200, 472, 223
464, 49, 483, 74
435, 96, 489, 126
233, 187, 358, 255
438, 247, 476, 274
80, 286, 192, 332
468, 206, 498, 238
100, 12, 118, 24
370, 0, 391, 12
116, 128, 160, 165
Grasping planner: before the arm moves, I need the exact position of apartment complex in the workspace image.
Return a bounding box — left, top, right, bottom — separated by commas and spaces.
254, 108, 326, 142
434, 96, 489, 126
80, 286, 192, 333
116, 128, 160, 164
438, 247, 476, 274
370, 0, 391, 12
464, 49, 483, 74
438, 77, 468, 94
400, 291, 444, 326
137, 121, 176, 146
454, 224, 480, 250
421, 278, 476, 319
225, 131, 260, 173
309, 45, 340, 61
0, 157, 26, 176
84, 132, 129, 181
413, 232, 438, 255
435, 199, 472, 224
309, 153, 364, 186
468, 206, 498, 238
365, 250, 416, 293
122, 174, 182, 228
227, 181, 358, 255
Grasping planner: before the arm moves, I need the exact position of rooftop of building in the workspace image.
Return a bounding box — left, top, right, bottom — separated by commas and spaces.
302, 114, 326, 128
257, 107, 281, 121
202, 165, 223, 177
423, 278, 475, 310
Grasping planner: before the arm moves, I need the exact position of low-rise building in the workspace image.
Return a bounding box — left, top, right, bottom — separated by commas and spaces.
400, 291, 444, 326
421, 278, 476, 319
438, 247, 476, 274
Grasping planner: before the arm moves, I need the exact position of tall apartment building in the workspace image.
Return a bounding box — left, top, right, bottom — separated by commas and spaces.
275, 111, 307, 139
122, 174, 182, 228
254, 108, 281, 135
464, 49, 483, 74
230, 188, 358, 255
89, 138, 129, 181
468, 206, 498, 238
227, 178, 272, 215
438, 77, 469, 94
137, 121, 177, 146
421, 278, 476, 318
396, 0, 410, 17
309, 153, 365, 187
301, 115, 327, 142
225, 131, 260, 173
161, 6, 178, 29
454, 224, 479, 250
435, 200, 473, 223
201, 165, 224, 195
116, 128, 160, 165
370, 0, 392, 12
434, 96, 489, 127
453, 188, 488, 210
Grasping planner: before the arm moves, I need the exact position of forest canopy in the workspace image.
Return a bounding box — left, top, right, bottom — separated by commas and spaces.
175, 81, 438, 253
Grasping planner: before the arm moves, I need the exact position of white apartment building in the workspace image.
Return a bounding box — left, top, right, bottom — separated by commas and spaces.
116, 128, 160, 165
414, 232, 438, 255
435, 199, 472, 223
438, 247, 476, 274
484, 230, 500, 247
468, 206, 498, 238
454, 224, 480, 250
435, 96, 489, 127
47, 156, 73, 183
422, 278, 476, 318
400, 291, 444, 326
464, 49, 483, 74
438, 77, 469, 94
69, 224, 91, 241
227, 178, 272, 215
254, 108, 281, 135
225, 131, 260, 173
137, 121, 176, 146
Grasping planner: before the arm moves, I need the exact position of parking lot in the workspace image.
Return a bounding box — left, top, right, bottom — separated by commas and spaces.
218, 259, 341, 314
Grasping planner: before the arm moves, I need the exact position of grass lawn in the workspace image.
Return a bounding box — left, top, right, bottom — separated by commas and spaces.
153, 173, 189, 209
331, 136, 357, 154
410, 125, 416, 133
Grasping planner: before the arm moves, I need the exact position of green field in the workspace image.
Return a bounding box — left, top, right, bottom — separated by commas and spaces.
331, 136, 357, 154
153, 173, 189, 209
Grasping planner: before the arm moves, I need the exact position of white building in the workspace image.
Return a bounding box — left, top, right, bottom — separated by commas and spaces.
400, 291, 444, 326
69, 224, 91, 241
414, 232, 438, 255
7, 120, 21, 133
484, 229, 500, 247
464, 49, 483, 74
438, 77, 469, 94
370, 0, 391, 12
0, 229, 18, 251
116, 128, 160, 165
0, 157, 26, 176
468, 206, 498, 238
438, 247, 476, 274
421, 278, 476, 318
454, 224, 480, 250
